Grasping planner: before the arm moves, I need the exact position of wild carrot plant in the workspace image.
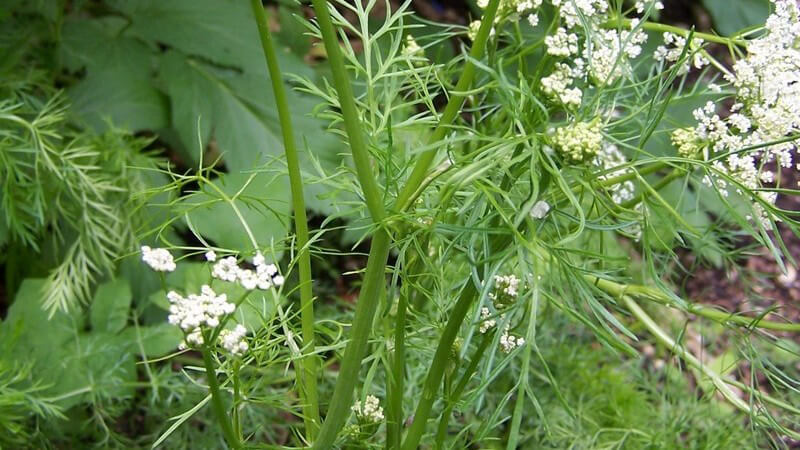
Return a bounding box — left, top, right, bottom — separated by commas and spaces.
96, 0, 800, 447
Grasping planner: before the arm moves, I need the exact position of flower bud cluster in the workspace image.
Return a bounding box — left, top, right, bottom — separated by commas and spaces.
211, 252, 284, 291
352, 395, 384, 423
141, 246, 176, 272
552, 120, 604, 161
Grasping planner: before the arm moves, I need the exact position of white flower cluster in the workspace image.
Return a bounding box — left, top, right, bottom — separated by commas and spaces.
499, 325, 526, 353
478, 275, 525, 353
552, 120, 604, 161
584, 28, 648, 85
551, 0, 607, 28
352, 395, 384, 423
168, 285, 235, 331
539, 0, 648, 105
654, 32, 708, 75
680, 0, 800, 225
530, 200, 551, 219
141, 246, 176, 272
211, 252, 284, 291
471, 0, 542, 40
479, 307, 497, 333
545, 28, 579, 57
219, 324, 249, 355
541, 61, 584, 107
592, 143, 636, 204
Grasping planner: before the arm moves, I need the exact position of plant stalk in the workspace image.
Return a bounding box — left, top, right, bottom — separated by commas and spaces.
394, 0, 502, 213
201, 347, 241, 449
249, 0, 321, 438
306, 0, 394, 448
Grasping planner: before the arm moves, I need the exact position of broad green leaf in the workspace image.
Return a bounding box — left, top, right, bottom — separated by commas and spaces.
69, 68, 168, 132
90, 278, 132, 334
61, 17, 168, 132
0, 279, 79, 364
107, 0, 311, 77
702, 0, 769, 36
182, 171, 290, 253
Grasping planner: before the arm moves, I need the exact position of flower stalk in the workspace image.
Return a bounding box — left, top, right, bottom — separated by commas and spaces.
201, 347, 241, 449
250, 0, 321, 438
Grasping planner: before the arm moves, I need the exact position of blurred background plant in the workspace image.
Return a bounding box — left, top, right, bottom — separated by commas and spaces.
0, 0, 798, 448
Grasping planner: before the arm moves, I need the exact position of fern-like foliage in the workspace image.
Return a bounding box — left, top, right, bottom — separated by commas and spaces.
0, 82, 161, 312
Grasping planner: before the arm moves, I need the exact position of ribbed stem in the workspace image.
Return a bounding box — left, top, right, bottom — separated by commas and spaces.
201, 347, 241, 449
249, 1, 320, 438
307, 1, 393, 448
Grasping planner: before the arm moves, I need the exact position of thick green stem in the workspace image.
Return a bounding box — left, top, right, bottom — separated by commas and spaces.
201, 347, 240, 449
434, 332, 493, 448
307, 1, 393, 448
402, 282, 478, 450
394, 0, 502, 213
249, 0, 320, 437
387, 269, 410, 449
314, 230, 392, 448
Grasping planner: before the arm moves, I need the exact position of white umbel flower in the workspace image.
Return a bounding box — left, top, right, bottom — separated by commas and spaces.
479, 307, 497, 333
212, 256, 240, 282
219, 324, 249, 355
352, 395, 384, 423
167, 285, 235, 332
499, 327, 525, 353
530, 200, 551, 219
141, 246, 176, 272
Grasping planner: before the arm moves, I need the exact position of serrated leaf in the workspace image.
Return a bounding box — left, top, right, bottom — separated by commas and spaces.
90, 278, 132, 334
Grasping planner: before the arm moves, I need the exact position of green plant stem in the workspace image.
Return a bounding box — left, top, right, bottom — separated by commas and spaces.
387, 266, 410, 450
620, 167, 686, 209
250, 0, 320, 438
402, 282, 478, 450
434, 332, 493, 448
393, 0, 502, 213
307, 1, 394, 448
604, 17, 746, 46
591, 277, 800, 332
201, 347, 240, 449
232, 360, 242, 441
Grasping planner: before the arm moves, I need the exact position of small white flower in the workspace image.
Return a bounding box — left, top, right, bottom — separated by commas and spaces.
479, 307, 496, 333
219, 324, 249, 355
253, 252, 265, 267
527, 13, 539, 28
530, 200, 550, 219
212, 256, 240, 282
238, 268, 258, 290
141, 246, 176, 272
499, 326, 525, 353
352, 395, 384, 423
205, 250, 217, 262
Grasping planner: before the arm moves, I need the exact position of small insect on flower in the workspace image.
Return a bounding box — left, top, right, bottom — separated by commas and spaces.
141, 245, 176, 272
